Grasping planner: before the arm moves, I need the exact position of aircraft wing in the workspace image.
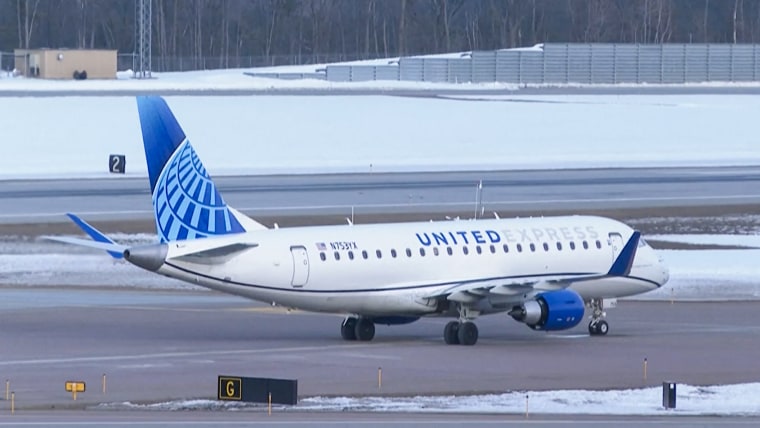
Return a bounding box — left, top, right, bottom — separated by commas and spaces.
426, 231, 640, 302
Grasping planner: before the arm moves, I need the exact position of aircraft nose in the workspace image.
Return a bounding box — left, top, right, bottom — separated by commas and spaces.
123, 244, 168, 272
658, 255, 670, 286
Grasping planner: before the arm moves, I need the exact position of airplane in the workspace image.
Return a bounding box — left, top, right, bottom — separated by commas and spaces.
47, 96, 670, 346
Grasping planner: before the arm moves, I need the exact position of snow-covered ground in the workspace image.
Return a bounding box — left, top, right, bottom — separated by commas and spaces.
1, 66, 760, 178
2, 93, 759, 179
105, 382, 760, 415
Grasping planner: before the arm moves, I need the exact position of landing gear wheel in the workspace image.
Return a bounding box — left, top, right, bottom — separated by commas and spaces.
587, 299, 609, 336
457, 321, 479, 346
354, 318, 376, 341
341, 317, 357, 341
596, 320, 609, 335
443, 321, 460, 345
588, 320, 609, 336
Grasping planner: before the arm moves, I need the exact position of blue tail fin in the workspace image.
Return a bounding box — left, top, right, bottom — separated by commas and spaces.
136, 96, 247, 243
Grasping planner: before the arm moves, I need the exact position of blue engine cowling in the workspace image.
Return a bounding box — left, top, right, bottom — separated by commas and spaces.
508, 289, 585, 331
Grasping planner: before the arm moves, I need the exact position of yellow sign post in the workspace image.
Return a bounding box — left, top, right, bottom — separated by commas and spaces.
65, 381, 86, 400
218, 377, 242, 400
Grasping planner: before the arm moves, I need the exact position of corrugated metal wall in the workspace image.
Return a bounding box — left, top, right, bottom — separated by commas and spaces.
249, 43, 760, 84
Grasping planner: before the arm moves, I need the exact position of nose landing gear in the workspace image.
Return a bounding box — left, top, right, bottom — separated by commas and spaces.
587, 299, 609, 336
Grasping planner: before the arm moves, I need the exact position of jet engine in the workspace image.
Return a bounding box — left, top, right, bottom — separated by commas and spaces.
508, 289, 584, 331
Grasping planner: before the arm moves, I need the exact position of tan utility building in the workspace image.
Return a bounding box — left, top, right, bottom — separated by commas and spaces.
14, 49, 117, 79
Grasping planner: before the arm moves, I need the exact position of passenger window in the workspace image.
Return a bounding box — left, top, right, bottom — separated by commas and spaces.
320, 252, 326, 261
516, 244, 523, 252
447, 247, 453, 255
433, 247, 439, 256
556, 242, 562, 251
582, 241, 589, 249
463, 246, 469, 255
334, 252, 340, 261
489, 245, 496, 254
406, 248, 412, 257
503, 244, 509, 253
419, 248, 425, 257
529, 243, 536, 252
391, 249, 397, 258
569, 242, 576, 250
476, 246, 482, 254
376, 250, 382, 259
362, 250, 368, 259
543, 243, 549, 251
348, 251, 354, 260
596, 240, 602, 249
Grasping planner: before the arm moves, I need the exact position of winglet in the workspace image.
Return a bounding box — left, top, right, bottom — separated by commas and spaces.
607, 231, 640, 276
66, 213, 123, 259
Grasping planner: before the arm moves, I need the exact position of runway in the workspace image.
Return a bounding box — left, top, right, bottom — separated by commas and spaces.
2, 166, 760, 228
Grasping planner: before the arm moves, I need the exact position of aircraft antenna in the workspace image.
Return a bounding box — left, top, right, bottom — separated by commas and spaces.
474, 180, 484, 219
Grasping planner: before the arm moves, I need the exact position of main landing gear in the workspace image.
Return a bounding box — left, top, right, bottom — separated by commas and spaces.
443, 305, 479, 346
340, 316, 375, 341
587, 298, 609, 336
443, 320, 479, 345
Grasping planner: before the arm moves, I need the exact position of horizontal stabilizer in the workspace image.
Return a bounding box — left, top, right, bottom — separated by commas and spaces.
43, 236, 126, 255
66, 213, 123, 259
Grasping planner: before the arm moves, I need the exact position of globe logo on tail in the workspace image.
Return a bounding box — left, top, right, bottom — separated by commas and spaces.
152, 140, 244, 242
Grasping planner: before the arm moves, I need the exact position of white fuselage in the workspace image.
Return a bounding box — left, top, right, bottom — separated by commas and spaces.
153, 215, 669, 317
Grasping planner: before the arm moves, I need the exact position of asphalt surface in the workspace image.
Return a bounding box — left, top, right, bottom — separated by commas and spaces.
0, 288, 758, 426
2, 166, 760, 228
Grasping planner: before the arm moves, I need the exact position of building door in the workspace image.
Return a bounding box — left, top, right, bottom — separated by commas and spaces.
290, 246, 310, 287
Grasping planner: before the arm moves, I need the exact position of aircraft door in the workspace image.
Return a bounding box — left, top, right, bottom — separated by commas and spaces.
290, 245, 310, 287
608, 232, 624, 262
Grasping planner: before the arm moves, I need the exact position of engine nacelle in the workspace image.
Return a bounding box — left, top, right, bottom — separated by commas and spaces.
508, 289, 584, 331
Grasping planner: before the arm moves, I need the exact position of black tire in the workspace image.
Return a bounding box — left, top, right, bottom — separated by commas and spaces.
341, 317, 357, 341
597, 320, 609, 336
355, 318, 375, 341
588, 321, 598, 336
457, 321, 479, 346
443, 321, 460, 345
